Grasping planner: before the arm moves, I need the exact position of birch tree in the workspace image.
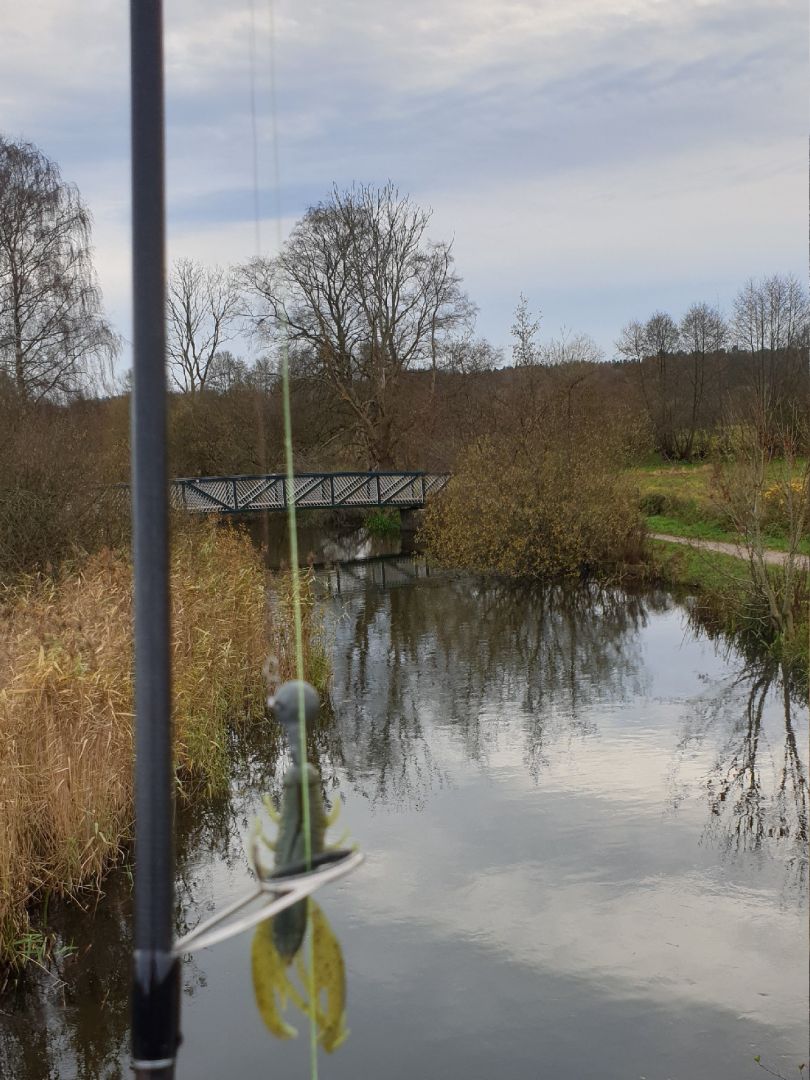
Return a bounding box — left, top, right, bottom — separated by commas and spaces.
0, 136, 117, 401
167, 258, 240, 394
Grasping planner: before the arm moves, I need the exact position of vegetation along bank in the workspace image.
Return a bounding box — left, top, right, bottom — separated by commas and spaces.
0, 520, 329, 976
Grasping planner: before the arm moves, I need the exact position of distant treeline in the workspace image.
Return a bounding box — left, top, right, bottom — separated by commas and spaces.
1, 134, 808, 576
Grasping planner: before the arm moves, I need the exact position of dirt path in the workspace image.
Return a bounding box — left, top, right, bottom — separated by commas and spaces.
649, 533, 809, 570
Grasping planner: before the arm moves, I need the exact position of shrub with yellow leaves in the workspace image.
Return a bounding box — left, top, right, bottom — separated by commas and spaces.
421, 411, 645, 580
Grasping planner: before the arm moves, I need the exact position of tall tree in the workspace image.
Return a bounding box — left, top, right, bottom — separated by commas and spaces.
166, 258, 240, 394
241, 183, 474, 468
678, 302, 726, 459
617, 310, 681, 457
731, 274, 809, 444
206, 349, 250, 394
0, 136, 117, 401
615, 319, 645, 364
510, 293, 541, 367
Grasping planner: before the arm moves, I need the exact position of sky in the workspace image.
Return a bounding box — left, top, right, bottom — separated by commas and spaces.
2, 0, 807, 370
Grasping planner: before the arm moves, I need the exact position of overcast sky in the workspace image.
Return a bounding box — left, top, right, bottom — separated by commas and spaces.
3, 0, 806, 367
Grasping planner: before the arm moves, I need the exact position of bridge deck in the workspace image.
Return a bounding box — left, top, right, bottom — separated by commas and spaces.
163, 471, 449, 514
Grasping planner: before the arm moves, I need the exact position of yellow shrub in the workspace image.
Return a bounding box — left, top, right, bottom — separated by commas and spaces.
762, 478, 808, 527
421, 431, 644, 579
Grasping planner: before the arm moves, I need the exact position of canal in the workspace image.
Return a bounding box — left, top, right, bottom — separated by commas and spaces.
1, 551, 807, 1079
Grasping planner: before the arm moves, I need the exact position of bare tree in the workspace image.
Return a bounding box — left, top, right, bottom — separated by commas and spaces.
443, 335, 502, 375
731, 274, 809, 445
543, 326, 603, 366
166, 258, 240, 394
678, 302, 726, 459
0, 136, 117, 401
712, 415, 808, 641
644, 311, 680, 357
241, 183, 474, 468
615, 319, 646, 364
619, 310, 682, 457
542, 327, 603, 430
510, 293, 541, 367
247, 353, 277, 395
206, 349, 249, 394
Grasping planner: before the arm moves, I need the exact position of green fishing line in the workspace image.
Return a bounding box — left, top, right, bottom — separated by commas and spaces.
261, 2, 319, 1075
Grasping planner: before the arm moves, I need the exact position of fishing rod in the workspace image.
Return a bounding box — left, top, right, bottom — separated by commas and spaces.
128, 5, 361, 1075
128, 2, 179, 1076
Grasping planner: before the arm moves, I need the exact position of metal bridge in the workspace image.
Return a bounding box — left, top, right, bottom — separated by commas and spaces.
163, 471, 450, 514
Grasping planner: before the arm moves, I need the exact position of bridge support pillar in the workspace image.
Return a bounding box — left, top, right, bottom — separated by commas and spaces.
399, 508, 421, 554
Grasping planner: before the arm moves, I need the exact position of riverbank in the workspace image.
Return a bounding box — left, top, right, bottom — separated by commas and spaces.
630, 457, 810, 556
646, 537, 808, 690
0, 520, 328, 975
422, 443, 807, 690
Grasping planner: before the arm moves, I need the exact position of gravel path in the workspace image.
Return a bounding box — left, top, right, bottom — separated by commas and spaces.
649, 532, 809, 570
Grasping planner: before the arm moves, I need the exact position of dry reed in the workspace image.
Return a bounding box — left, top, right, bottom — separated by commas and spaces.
0, 519, 329, 971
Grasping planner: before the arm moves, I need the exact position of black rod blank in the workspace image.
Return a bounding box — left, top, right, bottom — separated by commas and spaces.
129, 1, 180, 1075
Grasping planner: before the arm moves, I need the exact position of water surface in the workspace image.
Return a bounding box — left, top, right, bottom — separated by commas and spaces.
2, 557, 807, 1079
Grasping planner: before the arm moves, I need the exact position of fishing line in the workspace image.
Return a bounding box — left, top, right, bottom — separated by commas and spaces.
249, 4, 320, 1077
247, 0, 262, 256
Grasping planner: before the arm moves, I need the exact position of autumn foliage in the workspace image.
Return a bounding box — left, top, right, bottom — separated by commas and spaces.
421, 406, 644, 579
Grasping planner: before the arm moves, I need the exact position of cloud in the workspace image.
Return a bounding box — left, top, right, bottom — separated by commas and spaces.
1, 0, 806, 363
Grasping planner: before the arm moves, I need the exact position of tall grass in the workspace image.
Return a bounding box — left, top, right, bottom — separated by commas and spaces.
0, 548, 133, 974
268, 565, 332, 699
171, 523, 268, 790
0, 519, 330, 972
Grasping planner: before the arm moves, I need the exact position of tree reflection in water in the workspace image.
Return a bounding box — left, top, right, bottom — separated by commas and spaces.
676, 655, 808, 892
322, 567, 662, 802
2, 561, 806, 1078
326, 562, 807, 892
0, 871, 132, 1080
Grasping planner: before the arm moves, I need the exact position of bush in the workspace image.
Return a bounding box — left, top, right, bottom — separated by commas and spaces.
762, 477, 808, 531
640, 491, 668, 516
421, 423, 644, 579
364, 510, 400, 537
0, 396, 129, 583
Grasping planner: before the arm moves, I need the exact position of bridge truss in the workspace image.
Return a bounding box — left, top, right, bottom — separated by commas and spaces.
161, 471, 449, 514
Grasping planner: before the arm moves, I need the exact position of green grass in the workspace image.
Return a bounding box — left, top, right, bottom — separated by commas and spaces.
629, 454, 809, 556
646, 538, 750, 591
630, 459, 716, 507
645, 515, 810, 556
630, 454, 807, 505
364, 509, 400, 537
645, 514, 731, 543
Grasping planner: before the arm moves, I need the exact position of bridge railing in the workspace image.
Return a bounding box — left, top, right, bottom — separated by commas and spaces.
160, 471, 449, 514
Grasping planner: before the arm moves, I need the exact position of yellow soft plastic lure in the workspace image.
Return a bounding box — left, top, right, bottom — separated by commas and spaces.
251, 900, 349, 1052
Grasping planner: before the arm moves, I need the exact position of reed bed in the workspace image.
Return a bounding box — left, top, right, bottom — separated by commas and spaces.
0, 519, 329, 972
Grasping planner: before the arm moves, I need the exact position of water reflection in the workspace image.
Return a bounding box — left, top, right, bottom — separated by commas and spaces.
324, 561, 808, 891
675, 660, 808, 888
0, 727, 287, 1080
0, 875, 132, 1080
322, 567, 665, 804
1, 558, 807, 1079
